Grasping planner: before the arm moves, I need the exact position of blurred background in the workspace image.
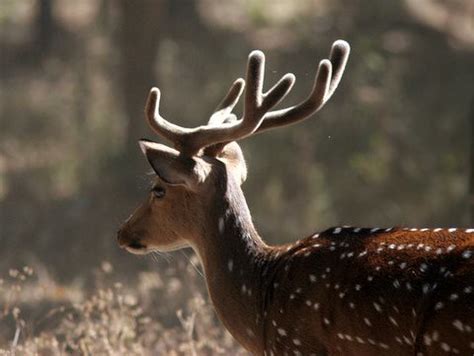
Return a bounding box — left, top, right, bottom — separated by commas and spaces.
0, 0, 473, 353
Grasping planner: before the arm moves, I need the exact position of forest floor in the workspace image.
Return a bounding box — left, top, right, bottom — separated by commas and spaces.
0, 259, 247, 355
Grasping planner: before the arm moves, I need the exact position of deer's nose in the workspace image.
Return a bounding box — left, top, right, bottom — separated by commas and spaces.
117, 228, 147, 250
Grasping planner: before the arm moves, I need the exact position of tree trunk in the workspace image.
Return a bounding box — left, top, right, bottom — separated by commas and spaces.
117, 0, 163, 149
35, 0, 55, 52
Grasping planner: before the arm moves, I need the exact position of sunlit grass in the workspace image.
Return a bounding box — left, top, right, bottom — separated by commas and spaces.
0, 260, 247, 355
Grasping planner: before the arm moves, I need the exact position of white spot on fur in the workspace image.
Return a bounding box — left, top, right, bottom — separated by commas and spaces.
440, 342, 451, 352
422, 283, 431, 294
452, 319, 464, 332
218, 217, 225, 233
227, 259, 233, 272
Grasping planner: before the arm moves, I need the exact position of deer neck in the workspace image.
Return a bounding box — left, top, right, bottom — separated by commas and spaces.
191, 178, 269, 353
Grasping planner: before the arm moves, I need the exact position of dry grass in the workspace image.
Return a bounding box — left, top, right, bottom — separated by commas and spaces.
0, 258, 247, 355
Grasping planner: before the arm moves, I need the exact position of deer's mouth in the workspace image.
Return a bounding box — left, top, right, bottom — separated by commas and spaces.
128, 241, 146, 250
125, 242, 150, 255
117, 230, 150, 255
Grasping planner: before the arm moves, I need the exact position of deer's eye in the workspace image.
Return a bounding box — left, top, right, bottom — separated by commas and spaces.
152, 187, 166, 199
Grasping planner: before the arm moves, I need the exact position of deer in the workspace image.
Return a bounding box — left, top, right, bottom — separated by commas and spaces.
117, 40, 474, 356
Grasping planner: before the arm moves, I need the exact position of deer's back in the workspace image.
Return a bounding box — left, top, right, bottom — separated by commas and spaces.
263, 227, 474, 356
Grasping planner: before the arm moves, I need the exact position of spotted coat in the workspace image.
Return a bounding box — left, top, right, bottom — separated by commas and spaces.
261, 227, 474, 356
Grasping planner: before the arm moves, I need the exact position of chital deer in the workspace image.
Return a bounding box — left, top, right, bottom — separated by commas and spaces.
117, 40, 474, 355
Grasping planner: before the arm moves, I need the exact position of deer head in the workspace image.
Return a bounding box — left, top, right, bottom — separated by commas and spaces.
117, 40, 350, 256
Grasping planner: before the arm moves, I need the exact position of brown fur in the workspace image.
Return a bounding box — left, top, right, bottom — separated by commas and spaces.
118, 140, 474, 355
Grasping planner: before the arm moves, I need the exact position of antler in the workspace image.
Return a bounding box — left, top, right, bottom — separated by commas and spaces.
144, 40, 350, 156
254, 40, 350, 134
145, 52, 295, 156
204, 40, 350, 155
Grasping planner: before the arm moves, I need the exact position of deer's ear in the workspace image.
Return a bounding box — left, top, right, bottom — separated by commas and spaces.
139, 140, 210, 190
216, 142, 248, 185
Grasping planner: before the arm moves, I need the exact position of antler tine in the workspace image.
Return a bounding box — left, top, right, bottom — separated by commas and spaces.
203, 51, 295, 156
208, 78, 245, 125
244, 50, 296, 120
184, 52, 294, 154
145, 87, 194, 149
253, 40, 350, 134
327, 39, 351, 98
